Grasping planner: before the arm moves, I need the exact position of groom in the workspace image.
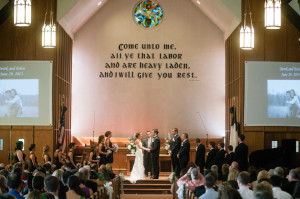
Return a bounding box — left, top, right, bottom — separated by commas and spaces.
150, 129, 160, 179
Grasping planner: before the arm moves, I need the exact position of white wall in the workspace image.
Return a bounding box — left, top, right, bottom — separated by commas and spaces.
72, 0, 225, 138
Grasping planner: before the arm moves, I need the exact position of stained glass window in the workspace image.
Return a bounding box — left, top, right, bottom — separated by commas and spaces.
134, 1, 163, 28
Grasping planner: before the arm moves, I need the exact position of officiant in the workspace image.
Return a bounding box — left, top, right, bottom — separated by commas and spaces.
142, 131, 152, 177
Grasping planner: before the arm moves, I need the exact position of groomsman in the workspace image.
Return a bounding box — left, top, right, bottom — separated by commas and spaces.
150, 129, 160, 179
235, 134, 248, 171
195, 138, 205, 174
142, 131, 152, 177
225, 145, 235, 165
214, 142, 226, 174
169, 128, 181, 177
205, 141, 218, 170
177, 133, 190, 171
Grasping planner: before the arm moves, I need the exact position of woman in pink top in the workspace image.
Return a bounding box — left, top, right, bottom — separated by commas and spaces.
177, 167, 204, 191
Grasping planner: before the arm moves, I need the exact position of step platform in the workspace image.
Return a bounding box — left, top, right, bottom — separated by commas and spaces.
123, 179, 172, 194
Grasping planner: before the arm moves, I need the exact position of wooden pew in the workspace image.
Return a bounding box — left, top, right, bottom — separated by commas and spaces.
90, 176, 121, 199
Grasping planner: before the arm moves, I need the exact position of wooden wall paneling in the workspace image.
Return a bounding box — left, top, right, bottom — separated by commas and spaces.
244, 131, 265, 155
34, 126, 53, 165
0, 126, 12, 164
286, 22, 300, 62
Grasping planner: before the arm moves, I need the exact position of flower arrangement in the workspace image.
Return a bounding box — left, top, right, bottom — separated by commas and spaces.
112, 144, 119, 153
127, 134, 136, 152
164, 132, 171, 151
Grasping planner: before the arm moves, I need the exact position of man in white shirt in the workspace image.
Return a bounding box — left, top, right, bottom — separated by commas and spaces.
199, 174, 218, 199
270, 175, 292, 199
238, 171, 254, 199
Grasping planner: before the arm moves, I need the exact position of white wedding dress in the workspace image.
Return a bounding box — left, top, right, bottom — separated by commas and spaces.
126, 140, 145, 183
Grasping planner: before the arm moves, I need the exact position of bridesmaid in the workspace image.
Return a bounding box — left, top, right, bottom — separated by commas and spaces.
68, 142, 77, 169
105, 131, 114, 164
29, 144, 38, 172
14, 141, 25, 163
54, 143, 64, 169
89, 146, 99, 165
98, 135, 109, 166
43, 145, 51, 163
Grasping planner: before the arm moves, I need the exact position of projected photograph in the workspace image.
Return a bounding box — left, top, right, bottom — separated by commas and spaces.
0, 79, 39, 118
268, 80, 300, 118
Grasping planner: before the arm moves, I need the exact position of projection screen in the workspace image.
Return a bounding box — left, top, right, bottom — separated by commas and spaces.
244, 61, 300, 126
0, 61, 52, 126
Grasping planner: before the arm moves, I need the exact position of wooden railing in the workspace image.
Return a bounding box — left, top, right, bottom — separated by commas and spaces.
91, 176, 121, 199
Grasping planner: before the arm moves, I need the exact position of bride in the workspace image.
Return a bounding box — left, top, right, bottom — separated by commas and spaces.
127, 132, 150, 183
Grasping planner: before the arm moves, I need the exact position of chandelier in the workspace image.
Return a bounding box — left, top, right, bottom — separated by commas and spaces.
240, 0, 254, 50
265, 0, 281, 29
42, 0, 56, 48
14, 0, 31, 26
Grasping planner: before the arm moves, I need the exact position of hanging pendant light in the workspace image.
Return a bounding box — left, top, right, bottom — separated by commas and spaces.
14, 0, 31, 26
265, 0, 281, 29
240, 0, 254, 50
42, 0, 56, 48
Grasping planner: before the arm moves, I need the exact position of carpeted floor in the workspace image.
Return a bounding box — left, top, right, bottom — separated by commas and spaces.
121, 194, 173, 199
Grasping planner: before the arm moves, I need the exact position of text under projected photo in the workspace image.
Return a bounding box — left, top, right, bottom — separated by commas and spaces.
0, 61, 52, 126
244, 61, 300, 126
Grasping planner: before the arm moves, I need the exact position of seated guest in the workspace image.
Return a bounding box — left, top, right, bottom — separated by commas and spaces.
32, 176, 44, 192
106, 164, 116, 180
194, 171, 218, 198
7, 173, 24, 199
177, 167, 204, 191
74, 172, 93, 199
270, 175, 292, 199
228, 180, 239, 190
274, 167, 289, 187
237, 171, 253, 199
66, 175, 85, 199
230, 161, 239, 171
199, 174, 218, 199
100, 166, 110, 181
218, 182, 243, 199
211, 165, 219, 180
43, 164, 52, 177
52, 169, 66, 199
79, 167, 97, 194
0, 174, 9, 194
248, 166, 258, 187
253, 190, 273, 199
5, 165, 13, 173
217, 182, 233, 198
26, 190, 42, 199
0, 169, 9, 179
44, 176, 60, 199
221, 164, 230, 182
252, 170, 270, 188
89, 164, 98, 180
255, 181, 273, 194
228, 169, 239, 181
61, 171, 72, 199
282, 169, 300, 197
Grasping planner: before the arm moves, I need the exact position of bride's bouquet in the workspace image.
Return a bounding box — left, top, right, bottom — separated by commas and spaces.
127, 135, 136, 152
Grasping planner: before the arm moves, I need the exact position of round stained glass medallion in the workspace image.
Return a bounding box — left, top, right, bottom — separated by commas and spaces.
134, 0, 163, 28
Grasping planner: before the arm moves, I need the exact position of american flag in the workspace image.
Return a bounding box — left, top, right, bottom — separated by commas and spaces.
58, 106, 67, 153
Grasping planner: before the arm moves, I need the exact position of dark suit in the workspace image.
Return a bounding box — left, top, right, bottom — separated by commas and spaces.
235, 142, 248, 171
214, 148, 226, 173
205, 148, 218, 169
225, 152, 235, 165
195, 143, 205, 174
142, 138, 152, 176
150, 135, 160, 179
170, 134, 181, 177
178, 140, 190, 170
